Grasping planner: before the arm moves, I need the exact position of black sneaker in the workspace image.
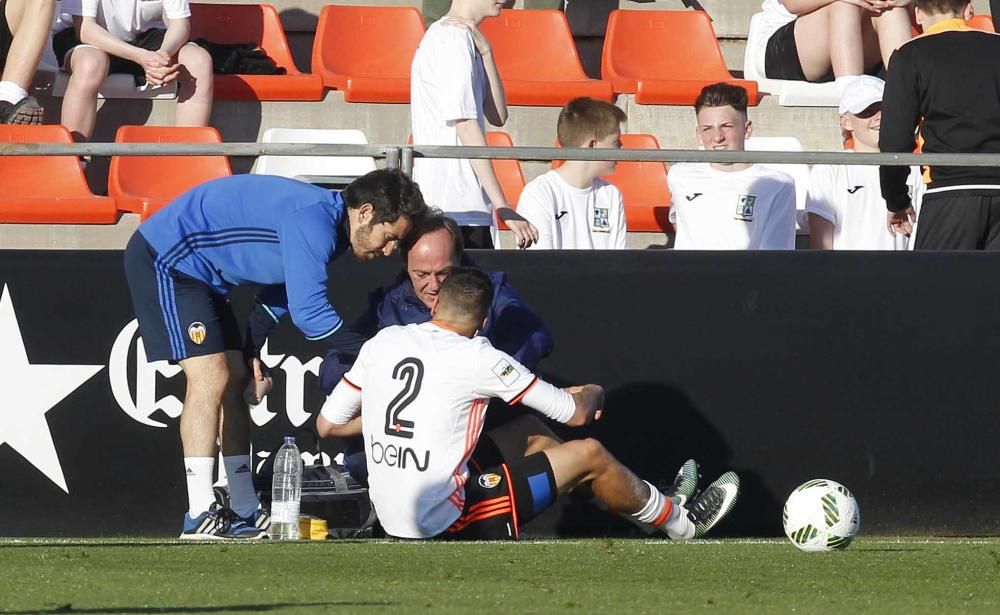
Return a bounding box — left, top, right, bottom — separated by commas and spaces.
687, 471, 740, 538
662, 459, 699, 507
0, 96, 44, 126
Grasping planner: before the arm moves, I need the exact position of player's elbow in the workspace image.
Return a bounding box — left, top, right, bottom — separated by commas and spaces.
316, 415, 344, 439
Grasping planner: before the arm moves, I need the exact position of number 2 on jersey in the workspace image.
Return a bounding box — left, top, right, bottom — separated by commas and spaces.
385, 358, 424, 438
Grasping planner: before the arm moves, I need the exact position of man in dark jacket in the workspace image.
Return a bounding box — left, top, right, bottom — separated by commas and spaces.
879, 0, 1000, 248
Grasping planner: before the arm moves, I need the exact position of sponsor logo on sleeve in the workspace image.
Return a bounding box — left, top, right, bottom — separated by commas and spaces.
491, 359, 520, 388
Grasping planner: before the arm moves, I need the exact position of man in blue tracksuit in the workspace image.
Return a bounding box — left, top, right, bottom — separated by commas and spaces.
123, 169, 426, 540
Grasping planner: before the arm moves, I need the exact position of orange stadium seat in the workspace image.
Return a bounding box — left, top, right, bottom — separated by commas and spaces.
479, 10, 613, 106
189, 3, 324, 101
109, 126, 232, 220
602, 134, 671, 233
312, 6, 425, 103
487, 131, 526, 231
968, 14, 996, 32
0, 125, 117, 224
602, 10, 760, 106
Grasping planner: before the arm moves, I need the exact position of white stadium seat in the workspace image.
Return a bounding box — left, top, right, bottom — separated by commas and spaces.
253, 128, 377, 183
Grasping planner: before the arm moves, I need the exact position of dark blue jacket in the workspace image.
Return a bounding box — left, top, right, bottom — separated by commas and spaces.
318, 270, 553, 393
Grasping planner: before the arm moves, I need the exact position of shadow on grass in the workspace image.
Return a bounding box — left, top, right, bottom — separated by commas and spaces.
3, 602, 394, 614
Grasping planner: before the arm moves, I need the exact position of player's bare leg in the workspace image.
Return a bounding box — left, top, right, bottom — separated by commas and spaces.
218, 351, 262, 521
178, 352, 229, 516
542, 438, 739, 539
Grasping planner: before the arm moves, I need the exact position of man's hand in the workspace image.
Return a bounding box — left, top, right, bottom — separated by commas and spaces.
443, 16, 493, 57
887, 206, 916, 237
566, 384, 605, 423
496, 206, 539, 249
243, 358, 273, 406
138, 49, 179, 86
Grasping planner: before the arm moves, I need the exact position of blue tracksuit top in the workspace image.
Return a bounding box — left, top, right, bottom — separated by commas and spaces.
138, 174, 350, 340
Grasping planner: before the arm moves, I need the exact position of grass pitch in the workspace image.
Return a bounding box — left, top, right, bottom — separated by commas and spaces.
2, 537, 1000, 614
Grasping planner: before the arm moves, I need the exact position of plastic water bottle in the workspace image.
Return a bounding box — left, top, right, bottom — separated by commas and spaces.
270, 436, 302, 540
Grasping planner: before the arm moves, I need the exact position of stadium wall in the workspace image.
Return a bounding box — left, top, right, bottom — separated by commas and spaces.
1, 250, 997, 537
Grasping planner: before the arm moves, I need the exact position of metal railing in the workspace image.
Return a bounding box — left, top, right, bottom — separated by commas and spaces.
1, 142, 998, 177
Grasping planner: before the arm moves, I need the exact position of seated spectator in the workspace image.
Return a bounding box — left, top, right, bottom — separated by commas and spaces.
668, 83, 796, 251
806, 76, 923, 250
517, 97, 627, 250
0, 0, 54, 124
747, 0, 913, 91
53, 0, 213, 141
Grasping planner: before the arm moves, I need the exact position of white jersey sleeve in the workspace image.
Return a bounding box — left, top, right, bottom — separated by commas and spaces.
805, 164, 839, 224
163, 0, 192, 20
519, 379, 576, 424
75, 0, 97, 17
473, 344, 539, 403
517, 178, 557, 250
319, 343, 368, 425
759, 180, 797, 249
434, 27, 480, 123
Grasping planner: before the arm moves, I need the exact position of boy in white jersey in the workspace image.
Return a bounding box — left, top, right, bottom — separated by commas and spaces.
669, 83, 796, 250
410, 0, 537, 250
319, 267, 740, 540
517, 97, 627, 250
806, 76, 924, 250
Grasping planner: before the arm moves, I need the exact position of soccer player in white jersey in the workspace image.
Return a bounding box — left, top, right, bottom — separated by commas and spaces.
517, 97, 628, 250
669, 83, 797, 250
806, 76, 924, 250
410, 0, 537, 250
318, 267, 740, 540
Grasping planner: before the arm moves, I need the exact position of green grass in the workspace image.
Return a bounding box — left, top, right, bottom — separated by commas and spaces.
2, 538, 1000, 614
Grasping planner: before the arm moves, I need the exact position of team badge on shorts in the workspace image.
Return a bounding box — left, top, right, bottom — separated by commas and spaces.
187, 322, 207, 345
734, 195, 756, 221
478, 473, 502, 489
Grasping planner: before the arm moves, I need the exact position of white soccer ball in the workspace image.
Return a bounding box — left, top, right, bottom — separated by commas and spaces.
783, 479, 860, 552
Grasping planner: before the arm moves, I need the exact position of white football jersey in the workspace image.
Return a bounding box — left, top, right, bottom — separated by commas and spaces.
320, 322, 575, 539
668, 163, 797, 250
806, 159, 924, 250
517, 171, 627, 250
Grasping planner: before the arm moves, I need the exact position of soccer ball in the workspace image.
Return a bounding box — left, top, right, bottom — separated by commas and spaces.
783, 479, 860, 552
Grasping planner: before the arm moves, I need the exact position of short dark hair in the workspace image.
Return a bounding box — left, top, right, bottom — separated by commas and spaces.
914, 0, 969, 14
342, 169, 427, 226
438, 266, 493, 323
694, 83, 749, 115
399, 211, 464, 263
557, 97, 627, 147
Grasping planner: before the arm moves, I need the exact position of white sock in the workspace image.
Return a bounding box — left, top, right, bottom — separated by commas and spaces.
631, 480, 695, 540
184, 457, 216, 518
0, 81, 29, 105
223, 454, 260, 518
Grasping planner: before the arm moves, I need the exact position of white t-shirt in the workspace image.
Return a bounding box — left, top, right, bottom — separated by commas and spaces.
411, 19, 492, 228
746, 0, 795, 79
806, 157, 925, 250
60, 0, 191, 41
517, 171, 627, 250
320, 322, 576, 539
668, 163, 797, 250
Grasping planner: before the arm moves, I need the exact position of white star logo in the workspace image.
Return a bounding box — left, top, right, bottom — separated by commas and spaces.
0, 285, 103, 493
